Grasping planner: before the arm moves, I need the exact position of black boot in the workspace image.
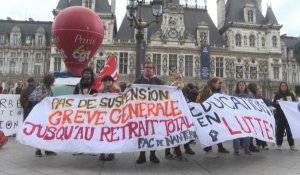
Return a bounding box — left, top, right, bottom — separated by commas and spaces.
99, 153, 106, 161
45, 151, 57, 156
106, 153, 115, 161
150, 151, 160, 163
35, 149, 42, 157
184, 143, 195, 155
136, 152, 146, 164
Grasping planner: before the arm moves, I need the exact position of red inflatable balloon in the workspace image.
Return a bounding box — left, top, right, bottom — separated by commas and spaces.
52, 6, 104, 76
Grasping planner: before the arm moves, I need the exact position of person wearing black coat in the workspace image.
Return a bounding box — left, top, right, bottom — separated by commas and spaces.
272, 81, 297, 151
134, 61, 164, 164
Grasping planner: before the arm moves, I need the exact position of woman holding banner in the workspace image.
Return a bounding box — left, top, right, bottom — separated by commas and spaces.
273, 81, 297, 151
164, 73, 192, 161
196, 77, 230, 158
98, 75, 121, 161
232, 81, 252, 155
29, 74, 57, 157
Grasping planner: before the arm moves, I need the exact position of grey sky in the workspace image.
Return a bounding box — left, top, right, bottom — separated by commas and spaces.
0, 0, 299, 37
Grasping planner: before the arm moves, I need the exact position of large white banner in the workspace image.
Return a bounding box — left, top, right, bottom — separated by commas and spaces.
279, 101, 300, 138
188, 94, 276, 147
0, 95, 23, 136
17, 85, 196, 153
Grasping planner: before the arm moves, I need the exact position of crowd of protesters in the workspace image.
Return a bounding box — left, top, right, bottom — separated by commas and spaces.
0, 60, 298, 164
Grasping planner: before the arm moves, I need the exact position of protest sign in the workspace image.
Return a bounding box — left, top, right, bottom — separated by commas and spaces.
279, 101, 300, 138
188, 94, 276, 147
17, 84, 196, 153
0, 95, 23, 136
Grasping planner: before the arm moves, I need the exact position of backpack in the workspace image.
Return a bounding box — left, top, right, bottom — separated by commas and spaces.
20, 88, 28, 108
0, 130, 8, 149
20, 83, 37, 109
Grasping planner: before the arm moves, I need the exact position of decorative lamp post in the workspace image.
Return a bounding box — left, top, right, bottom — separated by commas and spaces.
127, 0, 163, 78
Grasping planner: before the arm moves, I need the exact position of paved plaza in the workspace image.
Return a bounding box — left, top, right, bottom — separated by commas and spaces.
1, 138, 300, 175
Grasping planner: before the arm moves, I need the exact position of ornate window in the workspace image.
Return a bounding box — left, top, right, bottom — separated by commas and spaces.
262, 37, 265, 47
169, 54, 177, 76
84, 0, 93, 8
153, 54, 162, 76
12, 34, 19, 45
9, 61, 16, 74
244, 36, 247, 46
249, 35, 255, 47
235, 34, 241, 46
236, 65, 243, 78
250, 67, 257, 79
36, 53, 41, 58
272, 36, 277, 47
248, 10, 254, 22
119, 52, 128, 74
0, 34, 6, 44
23, 53, 29, 58
184, 55, 193, 77
25, 36, 31, 45
34, 65, 41, 75
37, 35, 43, 45
11, 52, 17, 58
273, 67, 279, 79
216, 57, 224, 78
200, 32, 207, 43
54, 57, 61, 72
21, 62, 28, 74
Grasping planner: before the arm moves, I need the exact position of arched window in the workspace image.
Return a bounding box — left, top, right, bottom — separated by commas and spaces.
200, 32, 207, 41
13, 34, 19, 45
262, 37, 265, 47
249, 35, 255, 47
272, 36, 277, 47
248, 10, 254, 22
37, 35, 43, 45
235, 34, 241, 46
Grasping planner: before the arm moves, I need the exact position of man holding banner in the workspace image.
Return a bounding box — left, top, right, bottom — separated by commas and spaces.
134, 61, 164, 164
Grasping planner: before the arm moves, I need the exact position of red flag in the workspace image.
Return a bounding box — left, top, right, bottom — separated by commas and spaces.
92, 54, 118, 90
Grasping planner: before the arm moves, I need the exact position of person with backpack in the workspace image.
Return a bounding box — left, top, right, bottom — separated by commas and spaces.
196, 77, 230, 158
29, 74, 57, 157
20, 77, 36, 121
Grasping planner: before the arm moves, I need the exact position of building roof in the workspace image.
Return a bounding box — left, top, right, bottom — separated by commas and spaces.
225, 0, 278, 25
116, 5, 224, 46
0, 20, 52, 46
56, 0, 111, 13
264, 7, 279, 25
281, 35, 297, 49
